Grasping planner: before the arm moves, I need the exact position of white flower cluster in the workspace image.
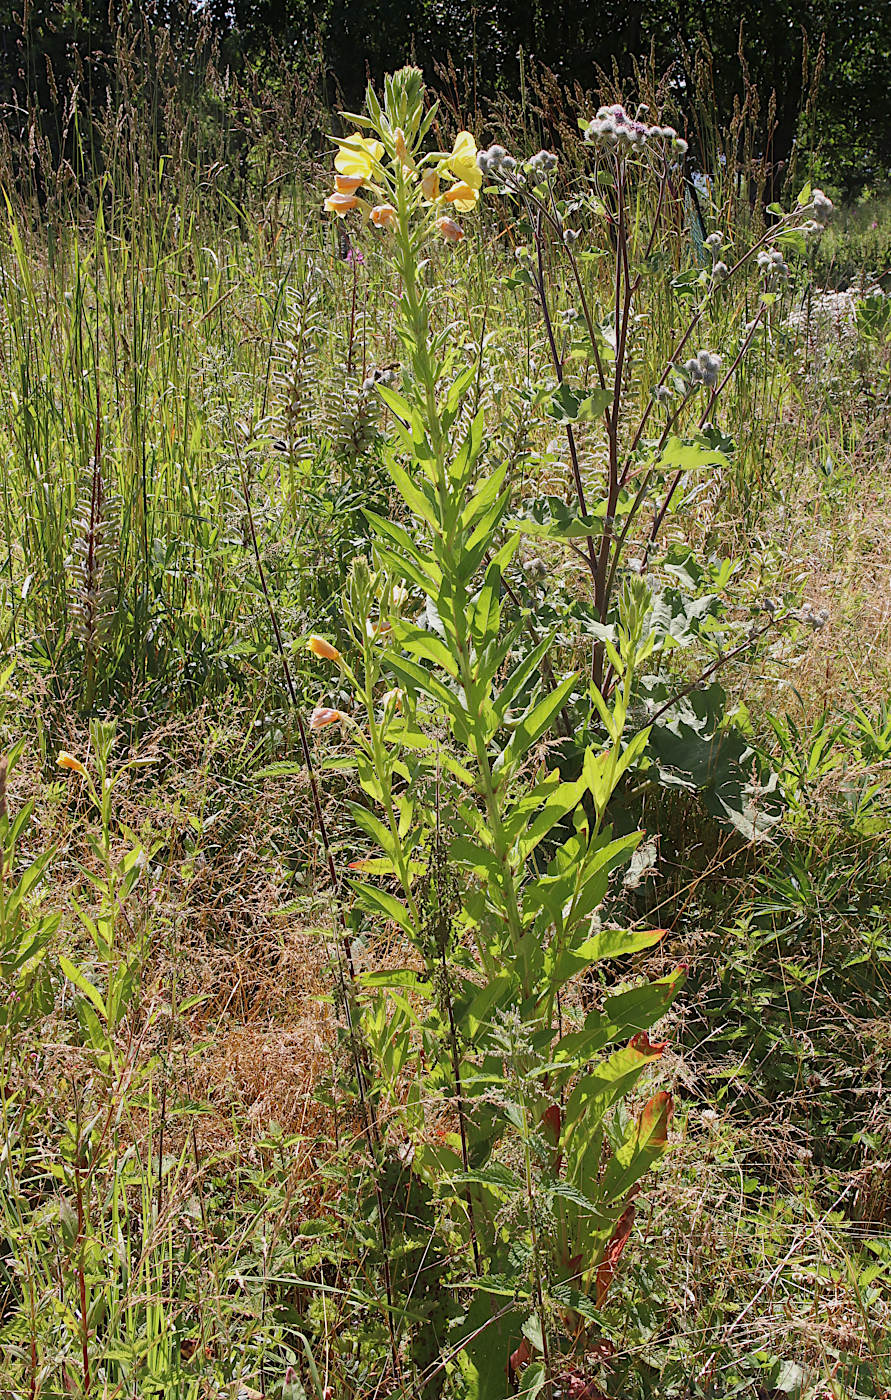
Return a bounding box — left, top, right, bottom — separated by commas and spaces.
477, 144, 521, 181
704, 230, 729, 283
799, 188, 834, 237
527, 149, 558, 178
584, 104, 688, 157
361, 366, 398, 393
757, 247, 790, 284
794, 602, 829, 629
681, 349, 722, 388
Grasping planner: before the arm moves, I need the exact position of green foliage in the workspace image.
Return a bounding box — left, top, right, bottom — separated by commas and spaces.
0, 37, 889, 1400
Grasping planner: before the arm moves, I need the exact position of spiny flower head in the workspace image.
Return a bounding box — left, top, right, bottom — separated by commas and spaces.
585, 104, 688, 158
682, 349, 722, 389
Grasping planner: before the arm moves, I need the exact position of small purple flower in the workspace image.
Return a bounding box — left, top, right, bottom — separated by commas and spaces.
345, 247, 365, 266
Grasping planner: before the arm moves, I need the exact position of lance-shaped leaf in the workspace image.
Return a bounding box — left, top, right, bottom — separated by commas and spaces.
493, 672, 577, 780
600, 1091, 674, 1203
546, 925, 667, 988
350, 880, 415, 936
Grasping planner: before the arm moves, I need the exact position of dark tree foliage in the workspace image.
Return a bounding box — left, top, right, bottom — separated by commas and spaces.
0, 0, 888, 192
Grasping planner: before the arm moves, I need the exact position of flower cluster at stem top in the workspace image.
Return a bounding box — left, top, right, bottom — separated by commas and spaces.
323, 117, 484, 243
584, 103, 688, 156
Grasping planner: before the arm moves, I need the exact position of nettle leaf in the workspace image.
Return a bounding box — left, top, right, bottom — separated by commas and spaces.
449, 1163, 522, 1192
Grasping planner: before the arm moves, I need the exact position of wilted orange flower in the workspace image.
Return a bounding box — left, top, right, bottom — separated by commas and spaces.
443, 181, 479, 211
436, 216, 464, 243
380, 688, 403, 713
393, 128, 415, 171
420, 169, 440, 201
370, 203, 397, 229
334, 174, 364, 195
57, 751, 88, 778
309, 707, 346, 731
324, 191, 359, 217
365, 618, 392, 639
307, 636, 341, 661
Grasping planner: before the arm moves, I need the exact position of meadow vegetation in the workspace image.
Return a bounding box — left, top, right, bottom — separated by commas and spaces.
0, 46, 890, 1400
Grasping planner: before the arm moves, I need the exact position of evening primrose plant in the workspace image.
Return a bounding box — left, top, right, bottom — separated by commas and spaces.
311, 68, 682, 1398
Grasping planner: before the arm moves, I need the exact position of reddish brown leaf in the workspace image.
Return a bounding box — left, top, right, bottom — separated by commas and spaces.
509, 1337, 531, 1375
541, 1102, 561, 1143
639, 1090, 673, 1147
595, 1199, 636, 1307
629, 1032, 667, 1056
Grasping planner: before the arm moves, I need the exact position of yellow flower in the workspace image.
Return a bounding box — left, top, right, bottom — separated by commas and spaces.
436, 216, 464, 243
324, 192, 360, 217
309, 706, 346, 731
335, 133, 384, 180
57, 751, 88, 778
307, 636, 341, 661
446, 132, 482, 190
334, 174, 364, 195
370, 203, 397, 229
443, 181, 480, 212
420, 169, 440, 201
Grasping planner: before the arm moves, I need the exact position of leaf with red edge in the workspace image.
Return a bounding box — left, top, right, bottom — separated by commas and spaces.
599, 1091, 675, 1203
639, 1090, 673, 1147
